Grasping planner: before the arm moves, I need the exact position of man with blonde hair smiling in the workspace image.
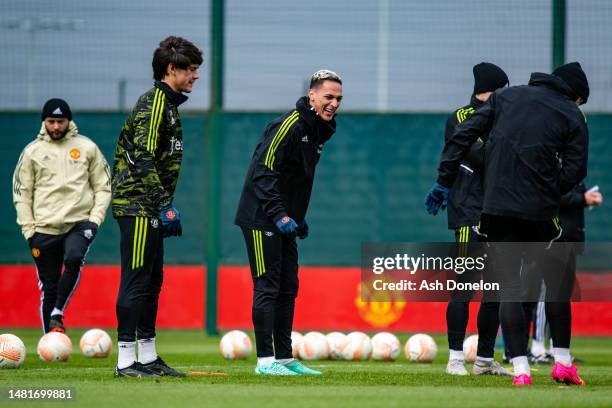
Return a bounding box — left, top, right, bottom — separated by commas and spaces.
235, 69, 343, 375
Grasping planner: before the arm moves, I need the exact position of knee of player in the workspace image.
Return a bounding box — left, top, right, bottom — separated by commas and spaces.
64, 253, 86, 267
148, 277, 164, 294
118, 287, 149, 304
278, 290, 298, 300
253, 289, 281, 305
41, 285, 59, 296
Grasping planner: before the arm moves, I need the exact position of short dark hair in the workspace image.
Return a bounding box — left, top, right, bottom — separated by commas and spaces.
309, 69, 342, 89
152, 36, 203, 81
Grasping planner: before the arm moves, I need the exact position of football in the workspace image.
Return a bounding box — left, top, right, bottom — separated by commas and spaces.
326, 331, 348, 360
463, 334, 479, 363
405, 333, 437, 363
219, 330, 252, 360
0, 333, 26, 369
37, 332, 72, 362
291, 331, 304, 358
298, 331, 329, 360
341, 331, 372, 361
371, 332, 401, 361
80, 329, 112, 358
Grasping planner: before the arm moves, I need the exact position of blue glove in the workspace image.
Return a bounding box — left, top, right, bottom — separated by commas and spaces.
275, 215, 298, 235
297, 220, 309, 239
160, 206, 182, 237
424, 183, 450, 215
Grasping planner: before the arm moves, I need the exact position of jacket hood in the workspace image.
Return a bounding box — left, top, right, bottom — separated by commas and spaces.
528, 72, 577, 101
38, 120, 78, 142
295, 96, 336, 143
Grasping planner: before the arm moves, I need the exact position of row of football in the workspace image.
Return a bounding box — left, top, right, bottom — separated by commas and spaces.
0, 330, 113, 367
0, 330, 479, 368
220, 330, 478, 363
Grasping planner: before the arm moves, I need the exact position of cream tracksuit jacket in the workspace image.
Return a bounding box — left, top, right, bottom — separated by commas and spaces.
12, 121, 111, 239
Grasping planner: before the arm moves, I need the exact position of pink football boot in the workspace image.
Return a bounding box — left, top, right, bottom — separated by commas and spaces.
552, 362, 585, 385
512, 374, 533, 386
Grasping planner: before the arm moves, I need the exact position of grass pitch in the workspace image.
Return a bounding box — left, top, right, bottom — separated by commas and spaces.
1, 329, 611, 408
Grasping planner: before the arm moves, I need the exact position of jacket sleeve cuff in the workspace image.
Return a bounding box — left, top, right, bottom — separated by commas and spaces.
436, 177, 452, 188
158, 197, 173, 211
23, 228, 35, 240
88, 215, 102, 227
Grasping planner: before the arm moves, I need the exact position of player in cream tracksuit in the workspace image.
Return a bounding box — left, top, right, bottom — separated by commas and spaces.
12, 98, 111, 333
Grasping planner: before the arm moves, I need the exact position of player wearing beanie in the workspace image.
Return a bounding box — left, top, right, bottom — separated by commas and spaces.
13, 98, 111, 334
426, 62, 590, 386
439, 63, 510, 377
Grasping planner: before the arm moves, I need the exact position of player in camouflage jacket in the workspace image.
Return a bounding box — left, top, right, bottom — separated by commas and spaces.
111, 80, 186, 218
111, 36, 202, 379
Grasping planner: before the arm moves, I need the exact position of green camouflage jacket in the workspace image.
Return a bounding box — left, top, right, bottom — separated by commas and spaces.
111, 81, 188, 218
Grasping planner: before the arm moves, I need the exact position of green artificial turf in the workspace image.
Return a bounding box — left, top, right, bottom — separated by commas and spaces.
1, 329, 610, 407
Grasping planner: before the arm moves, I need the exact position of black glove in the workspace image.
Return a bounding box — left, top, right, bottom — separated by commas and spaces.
80, 221, 99, 240
297, 220, 309, 239
424, 183, 450, 215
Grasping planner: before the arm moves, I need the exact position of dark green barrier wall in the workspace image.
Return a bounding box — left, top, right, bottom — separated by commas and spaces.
1, 112, 206, 264
2, 112, 611, 265
220, 112, 451, 265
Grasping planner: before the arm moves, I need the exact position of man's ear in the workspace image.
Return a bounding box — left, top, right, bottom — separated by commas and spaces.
307, 88, 315, 103
166, 63, 176, 78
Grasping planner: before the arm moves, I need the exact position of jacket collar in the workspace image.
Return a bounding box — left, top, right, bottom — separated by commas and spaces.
469, 94, 485, 109
528, 72, 576, 100
37, 121, 78, 142
155, 81, 189, 107
295, 96, 336, 143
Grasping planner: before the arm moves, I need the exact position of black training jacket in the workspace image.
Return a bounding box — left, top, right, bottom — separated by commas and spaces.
437, 73, 588, 221
445, 96, 487, 229
234, 96, 336, 230
560, 182, 586, 242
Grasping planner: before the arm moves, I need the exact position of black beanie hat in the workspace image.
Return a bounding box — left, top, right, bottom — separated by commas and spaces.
552, 62, 589, 103
473, 62, 509, 95
41, 98, 72, 121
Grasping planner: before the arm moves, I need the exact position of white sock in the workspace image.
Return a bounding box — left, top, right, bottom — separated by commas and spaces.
512, 356, 531, 376
449, 349, 464, 361
553, 347, 572, 366
117, 341, 136, 369
531, 340, 546, 356
257, 356, 275, 367
137, 338, 157, 364
51, 308, 63, 316
548, 338, 554, 353
277, 358, 294, 365
475, 356, 493, 362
